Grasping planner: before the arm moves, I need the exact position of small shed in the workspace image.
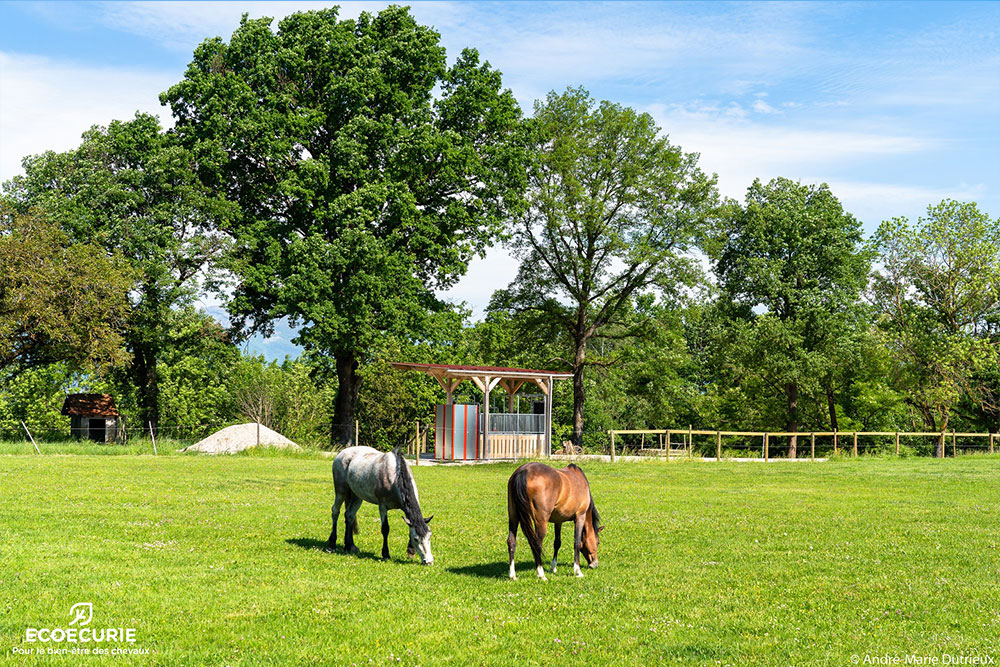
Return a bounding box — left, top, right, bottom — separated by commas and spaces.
390, 363, 572, 460
62, 394, 120, 443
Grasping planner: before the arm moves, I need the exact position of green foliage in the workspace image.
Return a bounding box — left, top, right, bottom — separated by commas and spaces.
160, 7, 527, 441
503, 87, 718, 445
711, 178, 872, 450
0, 206, 132, 377
3, 113, 233, 427
871, 200, 1000, 436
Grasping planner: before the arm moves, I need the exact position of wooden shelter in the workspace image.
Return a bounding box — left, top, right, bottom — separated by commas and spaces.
62, 393, 120, 443
390, 363, 572, 460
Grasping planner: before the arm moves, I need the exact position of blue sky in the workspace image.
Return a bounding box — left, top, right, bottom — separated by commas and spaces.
2, 1, 998, 360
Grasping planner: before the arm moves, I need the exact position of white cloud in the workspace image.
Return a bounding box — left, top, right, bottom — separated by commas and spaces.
0, 52, 174, 182
813, 180, 987, 228
752, 99, 778, 114
646, 102, 935, 197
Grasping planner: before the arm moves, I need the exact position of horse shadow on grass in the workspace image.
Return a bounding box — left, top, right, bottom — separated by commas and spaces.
285, 537, 387, 563
446, 560, 538, 580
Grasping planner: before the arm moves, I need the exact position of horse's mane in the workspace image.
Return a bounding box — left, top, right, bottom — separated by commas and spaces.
589, 491, 602, 532
568, 464, 602, 531
393, 449, 430, 538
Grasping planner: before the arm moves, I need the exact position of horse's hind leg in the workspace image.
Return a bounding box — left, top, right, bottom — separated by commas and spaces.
532, 508, 549, 580
507, 514, 518, 580
551, 523, 562, 574
325, 491, 346, 552
343, 494, 362, 554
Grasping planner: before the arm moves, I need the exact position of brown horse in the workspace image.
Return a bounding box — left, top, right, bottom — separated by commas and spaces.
507, 462, 603, 580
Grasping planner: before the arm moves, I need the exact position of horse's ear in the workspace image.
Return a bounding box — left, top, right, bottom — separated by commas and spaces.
597, 526, 605, 533
424, 515, 433, 524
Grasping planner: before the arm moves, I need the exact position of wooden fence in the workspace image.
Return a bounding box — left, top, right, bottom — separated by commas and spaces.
606, 427, 999, 462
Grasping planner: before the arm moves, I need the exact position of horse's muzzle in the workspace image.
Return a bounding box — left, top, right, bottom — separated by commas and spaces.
588, 560, 598, 569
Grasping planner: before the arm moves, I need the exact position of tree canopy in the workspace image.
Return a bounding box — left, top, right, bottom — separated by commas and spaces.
160, 6, 526, 443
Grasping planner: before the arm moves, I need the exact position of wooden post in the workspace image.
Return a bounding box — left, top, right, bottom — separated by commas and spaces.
952, 430, 956, 458
895, 431, 900, 456
834, 431, 838, 456
21, 421, 40, 455
852, 432, 858, 458
641, 432, 645, 450
991, 433, 995, 454
764, 433, 769, 462
415, 421, 420, 466
810, 432, 815, 461
762, 433, 766, 459
610, 431, 616, 462
355, 419, 359, 446
149, 421, 157, 455
688, 424, 693, 459
716, 431, 722, 461
939, 431, 945, 458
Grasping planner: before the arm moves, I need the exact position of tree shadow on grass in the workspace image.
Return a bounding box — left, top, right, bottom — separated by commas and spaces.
446, 560, 537, 579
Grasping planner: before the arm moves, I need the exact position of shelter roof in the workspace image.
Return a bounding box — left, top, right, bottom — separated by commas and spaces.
390, 362, 572, 380
61, 394, 119, 417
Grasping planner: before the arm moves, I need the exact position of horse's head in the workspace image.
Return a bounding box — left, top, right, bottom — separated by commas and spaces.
581, 504, 603, 568
403, 515, 433, 565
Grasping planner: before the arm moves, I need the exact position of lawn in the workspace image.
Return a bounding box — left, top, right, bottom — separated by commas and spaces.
2, 453, 999, 665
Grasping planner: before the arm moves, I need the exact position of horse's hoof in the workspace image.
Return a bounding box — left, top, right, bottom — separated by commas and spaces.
348, 546, 360, 555
323, 543, 336, 553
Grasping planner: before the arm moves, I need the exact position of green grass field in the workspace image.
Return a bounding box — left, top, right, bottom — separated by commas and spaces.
2, 454, 999, 665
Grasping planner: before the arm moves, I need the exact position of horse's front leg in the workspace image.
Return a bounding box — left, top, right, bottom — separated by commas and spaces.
551, 522, 562, 574
572, 515, 585, 578
379, 503, 390, 560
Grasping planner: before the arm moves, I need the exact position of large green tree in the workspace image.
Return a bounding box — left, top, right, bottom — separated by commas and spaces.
161, 7, 526, 443
4, 114, 232, 430
500, 87, 717, 448
0, 206, 132, 378
714, 178, 869, 457
871, 200, 1000, 454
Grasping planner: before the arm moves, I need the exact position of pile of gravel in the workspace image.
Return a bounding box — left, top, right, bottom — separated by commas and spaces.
182, 423, 302, 454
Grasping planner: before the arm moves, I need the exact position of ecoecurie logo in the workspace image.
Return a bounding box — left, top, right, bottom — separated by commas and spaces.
14, 602, 148, 657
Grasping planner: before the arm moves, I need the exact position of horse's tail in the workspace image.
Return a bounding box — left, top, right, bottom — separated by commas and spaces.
510, 467, 544, 563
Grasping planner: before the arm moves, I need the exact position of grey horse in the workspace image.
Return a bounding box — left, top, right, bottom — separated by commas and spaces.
325, 446, 434, 564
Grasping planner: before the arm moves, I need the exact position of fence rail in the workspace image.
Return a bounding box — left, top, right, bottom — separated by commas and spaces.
487, 412, 545, 434
607, 428, 999, 461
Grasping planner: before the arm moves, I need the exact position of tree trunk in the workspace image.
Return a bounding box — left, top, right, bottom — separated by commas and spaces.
571, 339, 587, 450
786, 382, 798, 459
131, 339, 159, 433
936, 411, 949, 459
825, 381, 839, 433
331, 352, 362, 447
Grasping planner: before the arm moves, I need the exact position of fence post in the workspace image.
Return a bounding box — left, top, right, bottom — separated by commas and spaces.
939, 431, 945, 458
641, 432, 645, 450
21, 421, 40, 455
355, 419, 359, 446
952, 430, 957, 458
895, 431, 900, 456
415, 421, 420, 466
764, 433, 769, 462
853, 432, 858, 458
716, 431, 722, 461
148, 421, 157, 455
834, 431, 839, 456
688, 424, 693, 459
610, 431, 616, 462
991, 433, 995, 454
810, 432, 815, 461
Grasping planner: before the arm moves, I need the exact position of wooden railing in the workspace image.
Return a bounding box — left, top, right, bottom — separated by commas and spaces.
606, 428, 999, 462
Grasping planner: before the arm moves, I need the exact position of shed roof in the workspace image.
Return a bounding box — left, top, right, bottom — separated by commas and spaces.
61, 394, 119, 417
390, 362, 572, 379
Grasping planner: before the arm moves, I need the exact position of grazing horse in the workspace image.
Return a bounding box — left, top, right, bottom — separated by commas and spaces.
507, 462, 603, 580
325, 446, 434, 565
